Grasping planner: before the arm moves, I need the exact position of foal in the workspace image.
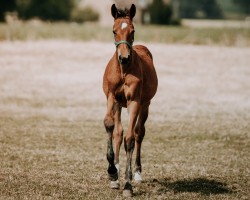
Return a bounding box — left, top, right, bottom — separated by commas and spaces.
103, 4, 158, 197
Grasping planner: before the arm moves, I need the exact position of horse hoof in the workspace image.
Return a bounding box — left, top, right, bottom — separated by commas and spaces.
110, 180, 120, 189
108, 165, 118, 181
123, 189, 133, 197
134, 171, 142, 183
123, 182, 133, 197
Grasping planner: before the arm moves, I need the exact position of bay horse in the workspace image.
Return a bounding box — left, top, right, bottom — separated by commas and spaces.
103, 4, 158, 197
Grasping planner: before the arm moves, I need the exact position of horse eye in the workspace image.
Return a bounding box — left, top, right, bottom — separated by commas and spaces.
113, 30, 116, 35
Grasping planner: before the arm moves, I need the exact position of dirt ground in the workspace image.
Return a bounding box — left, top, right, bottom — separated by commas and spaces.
0, 41, 249, 199
1, 41, 249, 121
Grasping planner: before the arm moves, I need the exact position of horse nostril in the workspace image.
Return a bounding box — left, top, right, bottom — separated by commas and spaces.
119, 55, 130, 65
121, 58, 128, 65
119, 55, 122, 61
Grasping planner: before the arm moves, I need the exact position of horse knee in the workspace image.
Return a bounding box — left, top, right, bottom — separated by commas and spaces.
104, 116, 114, 133
114, 127, 123, 147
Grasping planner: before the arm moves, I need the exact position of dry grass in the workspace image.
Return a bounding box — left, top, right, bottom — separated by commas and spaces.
0, 22, 250, 47
0, 41, 249, 199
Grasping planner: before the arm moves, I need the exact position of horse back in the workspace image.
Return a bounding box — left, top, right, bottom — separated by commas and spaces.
133, 45, 153, 60
133, 45, 158, 104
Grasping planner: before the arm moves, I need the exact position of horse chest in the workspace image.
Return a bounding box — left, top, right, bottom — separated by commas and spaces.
114, 77, 140, 107
114, 82, 127, 106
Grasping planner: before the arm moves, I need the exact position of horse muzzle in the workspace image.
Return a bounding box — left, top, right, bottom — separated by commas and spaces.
119, 55, 130, 65
115, 40, 132, 66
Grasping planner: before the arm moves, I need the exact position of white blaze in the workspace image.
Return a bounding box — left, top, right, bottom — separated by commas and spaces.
121, 22, 128, 30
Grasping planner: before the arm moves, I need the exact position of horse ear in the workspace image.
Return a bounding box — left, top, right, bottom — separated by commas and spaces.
130, 4, 136, 20
111, 4, 118, 19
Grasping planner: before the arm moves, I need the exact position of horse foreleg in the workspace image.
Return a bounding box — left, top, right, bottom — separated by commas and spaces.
110, 104, 123, 189
104, 93, 118, 182
123, 100, 139, 197
134, 103, 149, 182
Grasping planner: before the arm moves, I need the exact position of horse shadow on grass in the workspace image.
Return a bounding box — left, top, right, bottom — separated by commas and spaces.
165, 178, 233, 195
137, 177, 233, 196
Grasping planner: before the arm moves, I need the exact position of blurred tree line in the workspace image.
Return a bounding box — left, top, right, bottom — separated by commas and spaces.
146, 0, 173, 25
176, 0, 223, 19
17, 0, 75, 20
0, 0, 99, 22
145, 0, 250, 25
0, 0, 249, 24
233, 0, 250, 14
0, 0, 16, 21
145, 0, 224, 25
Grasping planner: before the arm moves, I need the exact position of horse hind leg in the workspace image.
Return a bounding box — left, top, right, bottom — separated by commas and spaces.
134, 103, 149, 183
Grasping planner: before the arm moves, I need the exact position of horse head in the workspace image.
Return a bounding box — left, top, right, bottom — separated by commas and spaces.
111, 4, 136, 66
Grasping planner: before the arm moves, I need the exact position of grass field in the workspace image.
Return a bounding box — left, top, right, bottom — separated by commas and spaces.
0, 40, 249, 199
0, 21, 250, 46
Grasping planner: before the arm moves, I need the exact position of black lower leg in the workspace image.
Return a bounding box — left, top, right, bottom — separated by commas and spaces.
124, 137, 135, 193
104, 119, 118, 181
124, 137, 135, 181
107, 135, 118, 181
123, 138, 135, 197
135, 125, 145, 174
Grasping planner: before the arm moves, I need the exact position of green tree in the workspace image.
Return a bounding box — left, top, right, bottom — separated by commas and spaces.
71, 7, 99, 23
201, 0, 223, 19
178, 0, 223, 19
0, 0, 16, 21
147, 0, 172, 25
178, 0, 197, 18
18, 0, 75, 21
233, 0, 250, 14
